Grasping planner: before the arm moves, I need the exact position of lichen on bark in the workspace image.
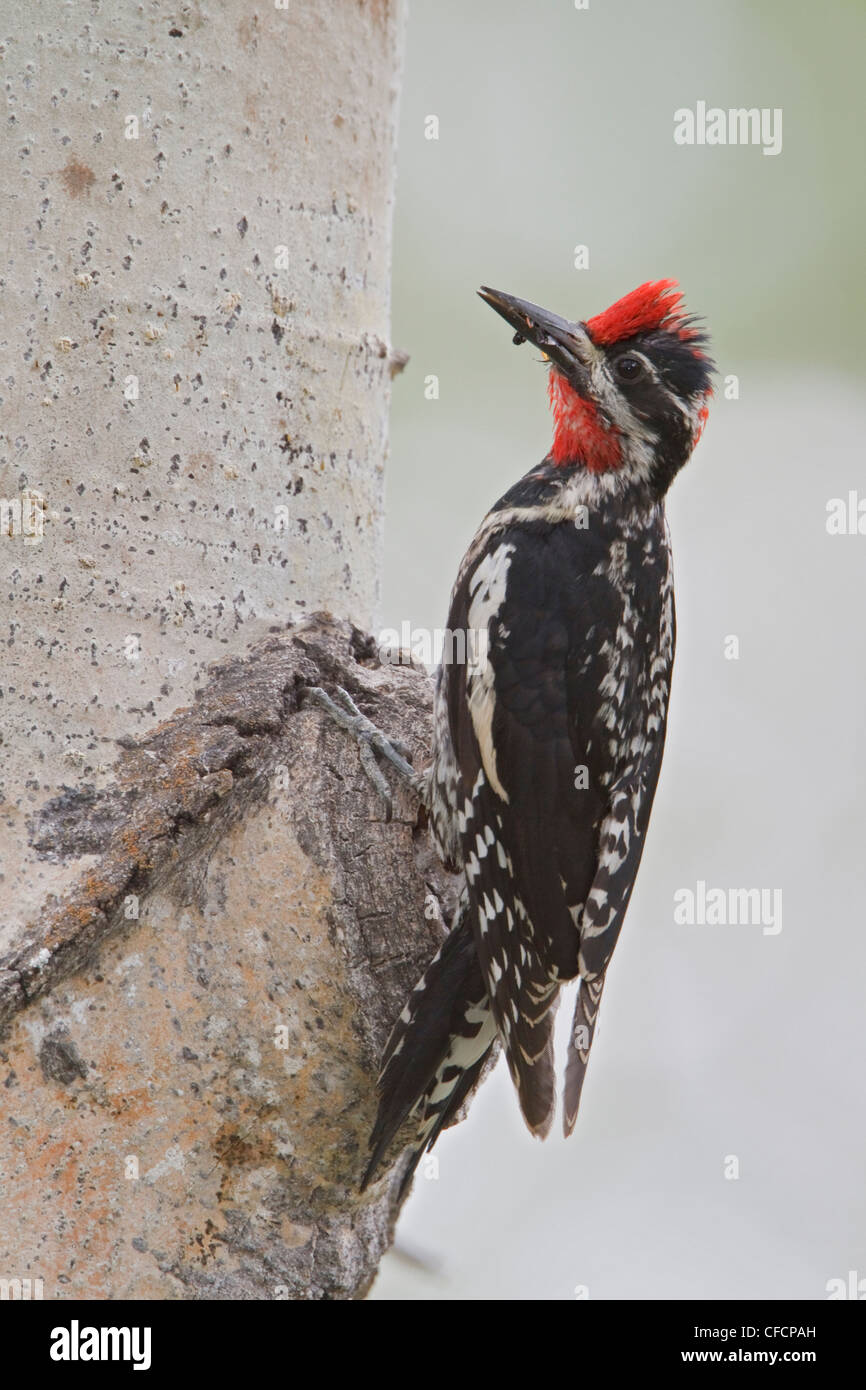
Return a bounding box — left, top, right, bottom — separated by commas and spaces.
0, 617, 455, 1299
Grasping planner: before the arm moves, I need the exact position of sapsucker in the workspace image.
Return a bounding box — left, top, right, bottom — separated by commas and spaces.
361, 280, 713, 1192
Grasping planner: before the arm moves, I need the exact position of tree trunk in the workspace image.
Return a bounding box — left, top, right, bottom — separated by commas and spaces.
0, 1, 431, 1300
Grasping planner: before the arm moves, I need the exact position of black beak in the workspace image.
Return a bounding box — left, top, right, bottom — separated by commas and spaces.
478, 286, 594, 385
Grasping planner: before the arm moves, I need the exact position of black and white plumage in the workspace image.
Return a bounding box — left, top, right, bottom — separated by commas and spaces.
362, 281, 714, 1192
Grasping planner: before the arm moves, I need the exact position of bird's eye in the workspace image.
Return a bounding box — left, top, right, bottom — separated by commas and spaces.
614, 355, 644, 382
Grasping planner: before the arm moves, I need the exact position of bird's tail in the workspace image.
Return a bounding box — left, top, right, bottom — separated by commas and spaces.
362, 899, 498, 1195
562, 974, 606, 1136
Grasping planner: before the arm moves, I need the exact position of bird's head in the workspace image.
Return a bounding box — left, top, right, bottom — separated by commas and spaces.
478, 280, 714, 497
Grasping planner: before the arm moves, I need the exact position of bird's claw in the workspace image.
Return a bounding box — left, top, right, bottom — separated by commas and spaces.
302, 685, 420, 819
358, 740, 395, 822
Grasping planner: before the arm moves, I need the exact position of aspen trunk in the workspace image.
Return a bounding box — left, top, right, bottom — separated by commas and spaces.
0, 1, 433, 1300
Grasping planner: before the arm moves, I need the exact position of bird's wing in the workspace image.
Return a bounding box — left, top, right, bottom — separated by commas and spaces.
444, 519, 617, 1133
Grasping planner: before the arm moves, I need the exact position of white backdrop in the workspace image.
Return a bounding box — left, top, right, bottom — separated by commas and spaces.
372, 0, 865, 1300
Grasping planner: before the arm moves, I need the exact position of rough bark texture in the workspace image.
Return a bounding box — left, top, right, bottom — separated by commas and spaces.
0, 616, 453, 1298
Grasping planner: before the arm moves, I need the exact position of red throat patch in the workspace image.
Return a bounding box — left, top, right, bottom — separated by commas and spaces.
586, 279, 693, 346
548, 372, 621, 472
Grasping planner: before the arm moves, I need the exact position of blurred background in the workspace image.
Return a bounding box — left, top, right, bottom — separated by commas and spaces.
373, 0, 865, 1299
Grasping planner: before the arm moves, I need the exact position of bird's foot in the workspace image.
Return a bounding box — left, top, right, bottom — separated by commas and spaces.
303, 685, 424, 821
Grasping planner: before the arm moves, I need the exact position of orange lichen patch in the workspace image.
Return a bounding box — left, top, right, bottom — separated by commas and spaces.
159, 754, 200, 789
104, 1088, 156, 1125
117, 828, 156, 870
88, 1047, 158, 1123
28, 1139, 81, 1197
59, 158, 96, 198
57, 900, 104, 929
80, 873, 116, 899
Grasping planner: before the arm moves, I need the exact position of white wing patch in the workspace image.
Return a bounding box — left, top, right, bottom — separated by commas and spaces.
466, 542, 514, 802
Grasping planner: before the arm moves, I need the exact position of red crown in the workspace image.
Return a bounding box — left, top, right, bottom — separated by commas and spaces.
586, 279, 695, 345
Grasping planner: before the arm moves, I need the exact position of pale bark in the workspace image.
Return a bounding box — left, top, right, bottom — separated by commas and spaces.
0, 0, 403, 943
0, 617, 450, 1299
0, 1, 432, 1300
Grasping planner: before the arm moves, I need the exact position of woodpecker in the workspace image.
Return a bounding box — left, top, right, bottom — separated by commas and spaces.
319, 279, 713, 1192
